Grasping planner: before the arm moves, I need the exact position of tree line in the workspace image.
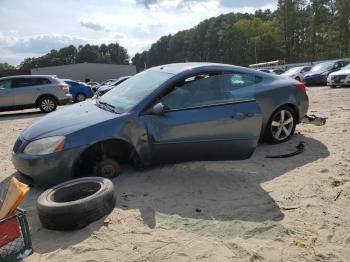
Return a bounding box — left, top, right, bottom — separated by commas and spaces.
132, 0, 350, 72
19, 43, 130, 69
8, 0, 349, 71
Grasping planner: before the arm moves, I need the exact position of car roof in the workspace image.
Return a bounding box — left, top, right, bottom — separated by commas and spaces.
0, 75, 57, 80
148, 62, 255, 75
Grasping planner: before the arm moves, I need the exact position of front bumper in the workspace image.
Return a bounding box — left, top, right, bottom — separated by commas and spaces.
12, 143, 87, 188
327, 77, 350, 86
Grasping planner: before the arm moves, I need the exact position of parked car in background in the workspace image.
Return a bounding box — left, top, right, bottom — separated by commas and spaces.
63, 79, 94, 102
12, 63, 308, 188
96, 76, 130, 97
87, 81, 101, 92
281, 66, 312, 81
0, 75, 71, 113
304, 60, 349, 86
269, 68, 285, 75
257, 69, 271, 73
327, 63, 350, 88
100, 79, 118, 86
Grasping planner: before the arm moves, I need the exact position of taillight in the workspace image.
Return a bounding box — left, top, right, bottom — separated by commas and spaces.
57, 83, 68, 92
295, 83, 306, 92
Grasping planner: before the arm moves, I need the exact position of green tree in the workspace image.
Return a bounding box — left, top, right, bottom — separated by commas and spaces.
0, 62, 15, 70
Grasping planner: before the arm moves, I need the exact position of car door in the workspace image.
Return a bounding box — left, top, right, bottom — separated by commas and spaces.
0, 79, 14, 107
141, 72, 262, 164
12, 77, 47, 106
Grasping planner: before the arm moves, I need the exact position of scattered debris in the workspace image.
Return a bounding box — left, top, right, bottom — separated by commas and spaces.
265, 142, 305, 158
334, 190, 342, 201
331, 180, 342, 187
293, 237, 308, 247
301, 114, 327, 126
281, 206, 300, 211
103, 218, 112, 227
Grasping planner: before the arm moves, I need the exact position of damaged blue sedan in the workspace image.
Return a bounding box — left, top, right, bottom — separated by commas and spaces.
12, 63, 308, 188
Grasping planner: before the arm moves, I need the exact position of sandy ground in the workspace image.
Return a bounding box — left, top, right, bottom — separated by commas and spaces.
1, 86, 350, 262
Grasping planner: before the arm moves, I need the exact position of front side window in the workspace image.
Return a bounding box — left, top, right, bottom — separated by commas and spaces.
0, 79, 11, 89
161, 72, 258, 111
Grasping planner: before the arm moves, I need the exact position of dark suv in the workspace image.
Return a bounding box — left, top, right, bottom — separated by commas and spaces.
0, 75, 72, 113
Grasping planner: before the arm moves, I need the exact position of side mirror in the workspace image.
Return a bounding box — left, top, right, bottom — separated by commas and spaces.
151, 102, 166, 115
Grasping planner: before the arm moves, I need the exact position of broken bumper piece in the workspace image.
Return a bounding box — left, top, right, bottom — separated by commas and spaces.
301, 114, 327, 126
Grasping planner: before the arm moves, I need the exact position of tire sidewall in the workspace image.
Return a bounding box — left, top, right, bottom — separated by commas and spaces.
75, 93, 86, 102
37, 177, 116, 230
265, 106, 297, 144
37, 177, 113, 209
39, 96, 57, 113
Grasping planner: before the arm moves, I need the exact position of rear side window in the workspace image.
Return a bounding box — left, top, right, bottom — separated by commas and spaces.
11, 78, 51, 88
0, 79, 11, 89
223, 73, 261, 91
301, 67, 311, 73
33, 78, 51, 85
161, 72, 259, 110
12, 78, 33, 88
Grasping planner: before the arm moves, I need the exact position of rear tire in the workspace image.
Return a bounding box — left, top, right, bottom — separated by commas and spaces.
264, 106, 297, 144
38, 96, 57, 113
295, 76, 301, 81
37, 177, 116, 230
75, 93, 86, 102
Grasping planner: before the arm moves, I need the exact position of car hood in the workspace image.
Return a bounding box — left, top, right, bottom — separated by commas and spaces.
329, 69, 350, 76
21, 101, 117, 140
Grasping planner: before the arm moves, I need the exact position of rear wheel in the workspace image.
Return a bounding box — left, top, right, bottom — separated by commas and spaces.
38, 96, 57, 113
295, 76, 301, 81
75, 93, 86, 102
265, 106, 297, 143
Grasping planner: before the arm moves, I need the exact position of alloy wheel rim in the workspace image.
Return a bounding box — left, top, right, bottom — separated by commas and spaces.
41, 99, 55, 112
271, 110, 294, 141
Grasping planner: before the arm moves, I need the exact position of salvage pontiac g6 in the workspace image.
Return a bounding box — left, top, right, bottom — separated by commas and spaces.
12, 63, 308, 188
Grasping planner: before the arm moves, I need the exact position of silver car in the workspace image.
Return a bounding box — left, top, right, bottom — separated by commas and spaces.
327, 63, 350, 87
0, 75, 72, 113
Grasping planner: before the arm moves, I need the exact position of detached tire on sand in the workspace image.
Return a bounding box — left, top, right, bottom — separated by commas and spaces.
37, 177, 116, 230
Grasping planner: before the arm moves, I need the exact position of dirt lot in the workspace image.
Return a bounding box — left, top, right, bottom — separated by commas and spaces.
1, 86, 350, 262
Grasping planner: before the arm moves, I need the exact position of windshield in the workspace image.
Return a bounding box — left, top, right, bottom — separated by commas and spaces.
342, 64, 350, 70
310, 62, 334, 72
283, 67, 300, 75
98, 70, 173, 113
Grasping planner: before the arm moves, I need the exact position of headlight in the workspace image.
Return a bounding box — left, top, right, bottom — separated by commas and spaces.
24, 136, 66, 155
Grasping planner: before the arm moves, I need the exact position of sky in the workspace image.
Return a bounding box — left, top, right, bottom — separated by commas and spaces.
0, 0, 277, 66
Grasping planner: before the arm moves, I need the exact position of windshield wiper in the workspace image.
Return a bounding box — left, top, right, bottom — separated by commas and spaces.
96, 99, 119, 114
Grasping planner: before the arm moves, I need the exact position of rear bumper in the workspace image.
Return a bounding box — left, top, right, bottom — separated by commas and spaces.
304, 76, 326, 86
58, 94, 73, 105
12, 145, 87, 188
